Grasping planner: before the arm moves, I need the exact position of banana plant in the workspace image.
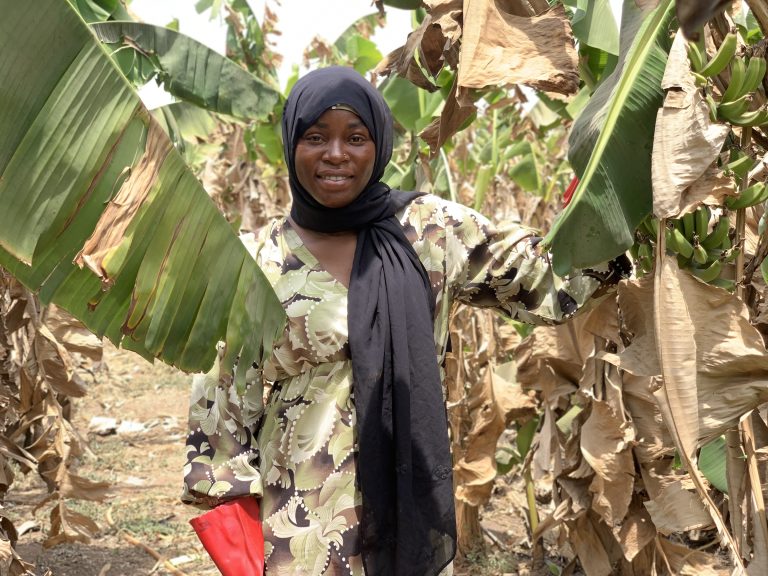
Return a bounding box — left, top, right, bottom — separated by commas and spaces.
91, 21, 281, 118
564, 0, 620, 57
0, 0, 285, 385
544, 0, 675, 275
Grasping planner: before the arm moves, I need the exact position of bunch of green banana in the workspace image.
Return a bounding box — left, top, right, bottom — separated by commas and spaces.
688, 33, 768, 127
633, 210, 736, 287
632, 216, 659, 276
629, 240, 654, 275
717, 52, 768, 125
663, 207, 736, 284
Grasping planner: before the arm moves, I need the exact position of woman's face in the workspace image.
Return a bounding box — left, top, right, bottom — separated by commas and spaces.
294, 108, 376, 209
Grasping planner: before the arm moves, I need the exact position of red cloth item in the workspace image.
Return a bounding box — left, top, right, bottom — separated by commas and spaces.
563, 176, 579, 207
190, 497, 264, 576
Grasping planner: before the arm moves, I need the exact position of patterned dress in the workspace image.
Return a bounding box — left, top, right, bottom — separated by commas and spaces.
182, 194, 611, 575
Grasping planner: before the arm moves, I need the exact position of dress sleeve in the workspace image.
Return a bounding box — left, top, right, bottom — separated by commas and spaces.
443, 201, 629, 325
180, 228, 273, 508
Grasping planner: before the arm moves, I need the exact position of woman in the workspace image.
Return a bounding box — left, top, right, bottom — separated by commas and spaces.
182, 66, 626, 576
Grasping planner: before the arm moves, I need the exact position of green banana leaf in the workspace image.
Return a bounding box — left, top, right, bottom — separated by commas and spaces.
381, 0, 422, 9
380, 75, 443, 133
69, 0, 130, 23
564, 0, 620, 56
333, 14, 384, 75
699, 436, 728, 494
91, 21, 281, 120
0, 0, 285, 383
544, 0, 675, 276
151, 102, 220, 165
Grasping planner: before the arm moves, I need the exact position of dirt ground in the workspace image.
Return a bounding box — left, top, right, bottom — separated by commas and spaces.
6, 343, 547, 576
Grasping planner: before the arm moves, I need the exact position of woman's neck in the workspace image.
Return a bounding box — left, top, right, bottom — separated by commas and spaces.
288, 216, 356, 238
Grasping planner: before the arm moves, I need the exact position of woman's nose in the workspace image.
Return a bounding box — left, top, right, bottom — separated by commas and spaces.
323, 139, 348, 163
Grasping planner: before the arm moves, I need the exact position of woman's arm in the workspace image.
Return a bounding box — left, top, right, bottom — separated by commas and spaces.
444, 200, 630, 325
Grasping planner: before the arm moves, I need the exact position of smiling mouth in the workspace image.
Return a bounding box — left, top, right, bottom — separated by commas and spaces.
320, 175, 351, 182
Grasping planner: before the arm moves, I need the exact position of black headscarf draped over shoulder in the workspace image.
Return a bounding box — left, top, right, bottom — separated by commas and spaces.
281, 66, 456, 576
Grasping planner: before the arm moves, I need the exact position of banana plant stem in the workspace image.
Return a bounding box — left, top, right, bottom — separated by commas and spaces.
524, 467, 539, 534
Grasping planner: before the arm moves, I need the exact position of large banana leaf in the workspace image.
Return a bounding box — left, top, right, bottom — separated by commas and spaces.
91, 21, 281, 119
0, 0, 285, 383
564, 0, 620, 56
544, 0, 675, 276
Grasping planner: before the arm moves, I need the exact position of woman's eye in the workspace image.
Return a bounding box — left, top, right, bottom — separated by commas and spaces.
304, 134, 323, 144
349, 135, 366, 144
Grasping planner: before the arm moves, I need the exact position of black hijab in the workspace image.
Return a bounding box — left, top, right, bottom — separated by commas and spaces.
282, 66, 456, 576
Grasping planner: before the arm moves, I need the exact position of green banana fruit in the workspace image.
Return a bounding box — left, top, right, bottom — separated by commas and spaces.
639, 216, 659, 240
691, 259, 723, 283
725, 181, 768, 209
726, 154, 754, 179
638, 242, 652, 260
687, 41, 706, 73
700, 32, 738, 78
722, 246, 740, 263
705, 92, 719, 121
693, 243, 709, 265
725, 107, 768, 127
682, 212, 696, 240
637, 242, 653, 273
668, 227, 695, 259
718, 94, 753, 121
710, 277, 736, 291
740, 54, 767, 95
693, 72, 709, 88
701, 216, 730, 250
694, 206, 710, 239
649, 217, 660, 239
721, 57, 747, 103
704, 247, 724, 263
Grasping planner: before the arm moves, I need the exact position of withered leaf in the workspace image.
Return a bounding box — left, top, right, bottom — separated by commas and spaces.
376, 15, 444, 90
425, 0, 463, 45
644, 479, 712, 534
581, 401, 635, 526
44, 305, 102, 362
613, 500, 657, 562
419, 76, 476, 154
568, 513, 613, 576
45, 501, 99, 548
657, 536, 729, 574
75, 117, 168, 282
652, 33, 730, 219
616, 274, 768, 445
58, 472, 111, 502
458, 2, 578, 95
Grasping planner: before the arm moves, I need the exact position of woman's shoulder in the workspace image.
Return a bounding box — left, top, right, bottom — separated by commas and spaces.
239, 217, 289, 263
399, 193, 492, 235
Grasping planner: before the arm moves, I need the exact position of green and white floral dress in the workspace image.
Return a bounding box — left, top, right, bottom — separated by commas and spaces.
182, 194, 612, 575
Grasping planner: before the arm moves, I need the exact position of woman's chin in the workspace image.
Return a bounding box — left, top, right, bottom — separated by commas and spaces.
311, 191, 361, 209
